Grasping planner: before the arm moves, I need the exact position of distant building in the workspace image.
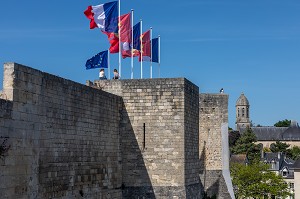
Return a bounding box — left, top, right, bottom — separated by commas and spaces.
292, 159, 300, 198
235, 93, 300, 198
235, 93, 251, 130
261, 152, 296, 198
235, 93, 300, 147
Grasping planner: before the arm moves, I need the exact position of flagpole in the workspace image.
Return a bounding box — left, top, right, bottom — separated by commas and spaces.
108, 50, 111, 79
150, 27, 153, 79
140, 19, 143, 79
118, 0, 121, 77
158, 35, 161, 78
131, 9, 134, 79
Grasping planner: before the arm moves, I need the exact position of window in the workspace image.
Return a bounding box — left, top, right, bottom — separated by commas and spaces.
282, 167, 288, 177
290, 182, 294, 189
242, 108, 245, 117
246, 107, 249, 118
238, 108, 240, 117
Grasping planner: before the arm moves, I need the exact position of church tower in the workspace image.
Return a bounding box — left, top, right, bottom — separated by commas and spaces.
236, 93, 250, 130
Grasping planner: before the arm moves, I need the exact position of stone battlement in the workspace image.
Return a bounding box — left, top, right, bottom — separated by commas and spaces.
0, 62, 233, 198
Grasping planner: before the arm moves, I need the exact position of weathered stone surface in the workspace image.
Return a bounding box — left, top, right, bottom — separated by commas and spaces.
0, 63, 233, 199
199, 94, 233, 198
0, 63, 122, 198
100, 78, 201, 198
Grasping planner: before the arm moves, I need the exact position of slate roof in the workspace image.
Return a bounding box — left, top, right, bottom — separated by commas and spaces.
240, 127, 287, 141
240, 126, 300, 141
292, 159, 300, 169
262, 152, 295, 179
282, 126, 300, 140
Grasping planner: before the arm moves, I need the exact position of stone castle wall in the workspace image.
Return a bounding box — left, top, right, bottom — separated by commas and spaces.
199, 94, 232, 198
0, 63, 122, 198
0, 62, 233, 198
96, 78, 201, 198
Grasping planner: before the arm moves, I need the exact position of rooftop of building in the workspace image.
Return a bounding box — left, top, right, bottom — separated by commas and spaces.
239, 121, 300, 141
236, 93, 249, 106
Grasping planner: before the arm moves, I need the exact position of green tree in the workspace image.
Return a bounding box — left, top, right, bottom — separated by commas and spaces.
286, 146, 300, 160
274, 119, 291, 127
230, 162, 290, 199
228, 130, 240, 147
270, 141, 290, 153
230, 127, 261, 163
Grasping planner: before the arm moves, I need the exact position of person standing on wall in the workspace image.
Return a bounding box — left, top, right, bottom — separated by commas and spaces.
99, 68, 107, 80
113, 69, 120, 79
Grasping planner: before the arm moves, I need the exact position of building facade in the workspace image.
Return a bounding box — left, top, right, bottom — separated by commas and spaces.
235, 93, 300, 199
235, 93, 251, 130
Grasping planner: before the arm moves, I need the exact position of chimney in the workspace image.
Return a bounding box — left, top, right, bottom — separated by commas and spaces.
261, 149, 264, 159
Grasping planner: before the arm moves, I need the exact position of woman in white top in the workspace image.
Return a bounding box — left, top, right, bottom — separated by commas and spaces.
99, 69, 107, 80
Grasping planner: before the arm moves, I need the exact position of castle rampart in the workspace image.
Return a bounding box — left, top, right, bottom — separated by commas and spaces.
199, 94, 233, 198
0, 63, 122, 198
94, 78, 201, 198
0, 63, 233, 198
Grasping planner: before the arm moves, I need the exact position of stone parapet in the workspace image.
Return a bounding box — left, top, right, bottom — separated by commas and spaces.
0, 63, 122, 198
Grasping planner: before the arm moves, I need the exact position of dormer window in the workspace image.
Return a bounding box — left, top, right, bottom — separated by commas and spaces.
282, 167, 288, 177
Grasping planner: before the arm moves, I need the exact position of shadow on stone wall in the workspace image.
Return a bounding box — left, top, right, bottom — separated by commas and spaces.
120, 104, 155, 198
199, 142, 206, 197
199, 142, 221, 199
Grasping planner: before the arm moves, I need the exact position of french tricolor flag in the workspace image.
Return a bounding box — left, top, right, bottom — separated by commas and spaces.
84, 1, 118, 33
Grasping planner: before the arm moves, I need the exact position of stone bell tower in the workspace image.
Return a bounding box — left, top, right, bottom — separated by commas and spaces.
236, 93, 250, 130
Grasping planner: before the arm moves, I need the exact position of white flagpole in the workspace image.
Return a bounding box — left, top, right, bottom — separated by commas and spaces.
118, 0, 121, 77
150, 27, 153, 79
131, 9, 134, 79
158, 35, 161, 78
108, 50, 111, 79
140, 19, 143, 79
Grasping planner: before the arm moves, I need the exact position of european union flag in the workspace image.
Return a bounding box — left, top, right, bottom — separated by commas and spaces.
86, 50, 108, 70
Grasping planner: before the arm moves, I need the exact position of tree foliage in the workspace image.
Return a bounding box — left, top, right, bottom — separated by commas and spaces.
228, 130, 240, 147
286, 146, 300, 160
274, 119, 291, 127
269, 141, 300, 160
230, 128, 261, 163
230, 162, 291, 199
270, 141, 290, 153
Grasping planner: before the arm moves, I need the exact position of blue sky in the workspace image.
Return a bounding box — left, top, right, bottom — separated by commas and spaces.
1, 0, 300, 128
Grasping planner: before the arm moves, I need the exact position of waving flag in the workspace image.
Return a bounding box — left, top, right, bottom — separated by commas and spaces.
103, 13, 132, 55
119, 13, 132, 58
86, 50, 108, 69
152, 38, 159, 63
84, 1, 118, 33
104, 32, 119, 53
132, 22, 141, 57
139, 30, 151, 62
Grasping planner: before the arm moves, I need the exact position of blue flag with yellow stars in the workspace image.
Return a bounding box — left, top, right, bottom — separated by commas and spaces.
86, 50, 108, 69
